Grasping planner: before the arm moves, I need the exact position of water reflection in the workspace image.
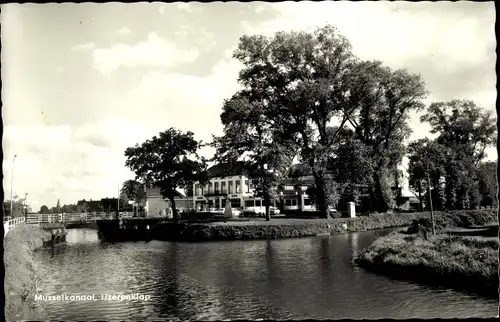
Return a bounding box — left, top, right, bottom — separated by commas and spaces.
32, 228, 498, 320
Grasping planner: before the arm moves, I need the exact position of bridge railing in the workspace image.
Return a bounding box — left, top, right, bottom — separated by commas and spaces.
26, 213, 100, 225
26, 212, 134, 225
4, 216, 26, 236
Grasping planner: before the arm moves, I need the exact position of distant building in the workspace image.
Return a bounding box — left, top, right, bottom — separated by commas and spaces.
76, 199, 103, 212
192, 162, 262, 211
144, 185, 190, 217
276, 178, 316, 211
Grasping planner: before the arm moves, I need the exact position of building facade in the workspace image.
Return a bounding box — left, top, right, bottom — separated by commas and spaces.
192, 162, 317, 213
144, 186, 190, 217
192, 162, 258, 211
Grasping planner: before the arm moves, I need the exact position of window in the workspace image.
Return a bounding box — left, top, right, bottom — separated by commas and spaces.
214, 182, 219, 194
207, 182, 212, 194
255, 199, 262, 207
304, 198, 314, 206
245, 180, 250, 193
285, 185, 294, 190
195, 184, 200, 196
245, 200, 255, 207
221, 199, 226, 208
221, 182, 226, 194
285, 197, 297, 207
228, 181, 233, 194
230, 198, 241, 208
235, 181, 241, 193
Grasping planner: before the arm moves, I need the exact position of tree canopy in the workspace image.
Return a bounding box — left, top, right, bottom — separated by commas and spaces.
212, 93, 296, 220
227, 25, 427, 216
124, 128, 209, 219
408, 100, 497, 210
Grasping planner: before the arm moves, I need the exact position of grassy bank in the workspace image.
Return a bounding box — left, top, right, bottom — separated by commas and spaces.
4, 225, 51, 321
355, 231, 499, 298
152, 210, 497, 242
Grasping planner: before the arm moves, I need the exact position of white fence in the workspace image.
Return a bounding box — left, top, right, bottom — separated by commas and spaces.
26, 213, 102, 225
4, 217, 25, 237
25, 212, 134, 225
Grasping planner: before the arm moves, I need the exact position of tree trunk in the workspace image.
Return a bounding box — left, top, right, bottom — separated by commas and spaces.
264, 193, 271, 222
170, 197, 178, 222
373, 171, 389, 213
313, 172, 330, 219
418, 179, 423, 211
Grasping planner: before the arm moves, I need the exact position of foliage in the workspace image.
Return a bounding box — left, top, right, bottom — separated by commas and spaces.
39, 205, 50, 214
120, 179, 146, 205
407, 138, 448, 210
345, 61, 427, 212
4, 225, 51, 320
212, 93, 295, 220
124, 128, 209, 220
356, 230, 498, 297
232, 25, 364, 217
414, 100, 497, 210
60, 204, 78, 213
4, 196, 30, 217
476, 161, 498, 208
231, 25, 427, 216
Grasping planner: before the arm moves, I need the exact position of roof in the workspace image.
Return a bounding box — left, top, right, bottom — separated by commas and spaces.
287, 163, 313, 178
146, 187, 186, 199
279, 179, 315, 186
287, 163, 335, 178
208, 161, 248, 178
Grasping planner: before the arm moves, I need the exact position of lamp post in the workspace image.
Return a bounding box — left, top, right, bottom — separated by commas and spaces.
10, 155, 17, 218
427, 172, 436, 235
24, 193, 28, 221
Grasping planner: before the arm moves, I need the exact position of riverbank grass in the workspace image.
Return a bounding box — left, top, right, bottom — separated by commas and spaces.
356, 231, 499, 297
4, 225, 51, 321
154, 210, 497, 242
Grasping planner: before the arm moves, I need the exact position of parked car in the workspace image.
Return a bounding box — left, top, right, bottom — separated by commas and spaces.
270, 206, 280, 215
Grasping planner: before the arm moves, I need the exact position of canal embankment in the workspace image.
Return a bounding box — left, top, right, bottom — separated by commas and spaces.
4, 224, 52, 321
355, 209, 498, 298
151, 210, 497, 242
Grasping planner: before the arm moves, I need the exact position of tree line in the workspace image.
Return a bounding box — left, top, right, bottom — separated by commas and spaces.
122, 25, 497, 221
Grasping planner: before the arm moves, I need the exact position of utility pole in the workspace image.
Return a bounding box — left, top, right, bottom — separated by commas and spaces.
427, 172, 436, 235
10, 155, 17, 218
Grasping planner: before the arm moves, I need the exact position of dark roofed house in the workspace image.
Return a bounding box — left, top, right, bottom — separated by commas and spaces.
207, 161, 248, 178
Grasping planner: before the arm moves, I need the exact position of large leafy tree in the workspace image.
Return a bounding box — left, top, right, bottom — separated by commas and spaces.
124, 128, 209, 220
345, 62, 427, 212
419, 100, 496, 209
328, 128, 374, 206
3, 196, 30, 217
407, 138, 447, 211
212, 94, 295, 220
476, 161, 498, 209
232, 25, 387, 218
39, 205, 50, 214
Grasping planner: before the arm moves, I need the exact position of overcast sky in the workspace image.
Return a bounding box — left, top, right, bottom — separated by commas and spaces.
2, 2, 496, 211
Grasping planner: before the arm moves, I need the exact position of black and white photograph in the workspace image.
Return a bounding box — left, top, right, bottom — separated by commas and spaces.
2, 1, 498, 320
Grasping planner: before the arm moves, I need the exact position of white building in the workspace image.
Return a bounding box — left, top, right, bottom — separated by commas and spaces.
192, 162, 267, 212
144, 186, 190, 217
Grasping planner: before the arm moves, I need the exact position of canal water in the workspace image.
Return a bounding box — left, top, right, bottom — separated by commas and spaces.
32, 228, 497, 320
